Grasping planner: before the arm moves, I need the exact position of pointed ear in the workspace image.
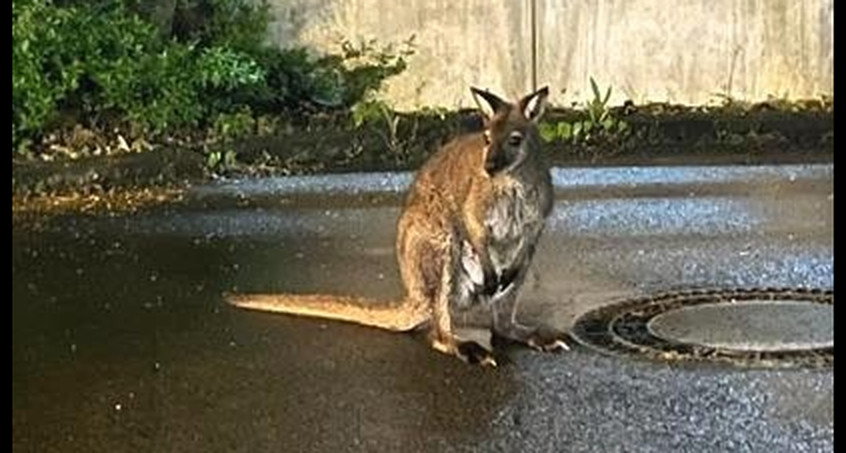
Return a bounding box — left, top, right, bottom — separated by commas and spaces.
470, 87, 508, 119
519, 86, 550, 122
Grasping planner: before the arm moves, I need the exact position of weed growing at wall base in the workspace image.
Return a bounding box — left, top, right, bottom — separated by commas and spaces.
539, 77, 630, 145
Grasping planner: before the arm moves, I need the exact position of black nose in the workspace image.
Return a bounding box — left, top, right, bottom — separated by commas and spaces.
485, 151, 507, 175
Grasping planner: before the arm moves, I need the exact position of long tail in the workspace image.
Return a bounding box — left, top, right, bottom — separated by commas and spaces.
225, 293, 428, 332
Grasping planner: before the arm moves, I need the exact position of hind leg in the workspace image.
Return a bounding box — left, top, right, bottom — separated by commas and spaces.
398, 226, 496, 366
492, 293, 570, 352
426, 239, 497, 366
490, 253, 570, 352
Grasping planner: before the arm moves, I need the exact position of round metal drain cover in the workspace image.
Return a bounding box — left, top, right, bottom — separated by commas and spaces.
570, 288, 833, 368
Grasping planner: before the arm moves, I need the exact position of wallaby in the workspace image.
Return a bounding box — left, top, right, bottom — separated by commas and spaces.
227, 86, 568, 366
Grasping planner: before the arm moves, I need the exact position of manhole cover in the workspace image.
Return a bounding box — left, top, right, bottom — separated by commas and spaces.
570, 288, 833, 368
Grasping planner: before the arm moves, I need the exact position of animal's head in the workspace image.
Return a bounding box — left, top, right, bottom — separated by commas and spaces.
470, 86, 550, 175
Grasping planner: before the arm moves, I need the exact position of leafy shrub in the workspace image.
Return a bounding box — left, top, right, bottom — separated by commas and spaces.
170, 0, 272, 51
12, 0, 413, 152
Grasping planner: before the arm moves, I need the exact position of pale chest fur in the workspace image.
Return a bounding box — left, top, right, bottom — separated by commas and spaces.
454, 175, 551, 309
484, 177, 547, 274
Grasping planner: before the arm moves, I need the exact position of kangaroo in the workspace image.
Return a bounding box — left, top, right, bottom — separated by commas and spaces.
227, 86, 568, 366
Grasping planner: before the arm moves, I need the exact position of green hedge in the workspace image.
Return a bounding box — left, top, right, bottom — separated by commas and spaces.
12, 0, 412, 151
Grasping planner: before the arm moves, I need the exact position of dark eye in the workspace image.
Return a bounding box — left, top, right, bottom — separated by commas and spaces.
507, 132, 523, 146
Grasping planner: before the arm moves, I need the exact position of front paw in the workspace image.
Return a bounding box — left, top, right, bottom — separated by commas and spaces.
497, 267, 519, 292
482, 268, 500, 295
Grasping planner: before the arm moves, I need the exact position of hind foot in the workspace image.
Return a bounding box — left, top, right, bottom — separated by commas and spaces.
456, 340, 497, 366
494, 323, 571, 353
431, 338, 497, 367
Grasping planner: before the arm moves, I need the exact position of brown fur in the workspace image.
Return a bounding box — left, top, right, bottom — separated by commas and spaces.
227, 86, 568, 366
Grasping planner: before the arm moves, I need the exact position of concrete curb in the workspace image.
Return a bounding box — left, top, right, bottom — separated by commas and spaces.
189, 164, 833, 200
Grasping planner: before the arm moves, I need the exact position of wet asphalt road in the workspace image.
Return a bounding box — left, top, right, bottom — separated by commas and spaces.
12, 164, 833, 452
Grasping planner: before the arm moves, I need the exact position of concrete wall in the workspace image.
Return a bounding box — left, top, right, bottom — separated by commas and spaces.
266, 0, 833, 110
